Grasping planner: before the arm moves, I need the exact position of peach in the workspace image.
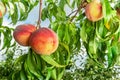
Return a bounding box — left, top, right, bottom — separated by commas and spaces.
85, 0, 103, 22
29, 28, 59, 55
13, 24, 36, 46
0, 2, 6, 18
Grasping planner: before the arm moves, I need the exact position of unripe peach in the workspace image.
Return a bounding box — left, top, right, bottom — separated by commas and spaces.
85, 0, 103, 22
29, 28, 59, 55
0, 2, 6, 18
13, 24, 36, 46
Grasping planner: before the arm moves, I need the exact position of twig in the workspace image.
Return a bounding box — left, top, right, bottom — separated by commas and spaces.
70, 0, 87, 22
37, 0, 42, 29
68, 10, 78, 17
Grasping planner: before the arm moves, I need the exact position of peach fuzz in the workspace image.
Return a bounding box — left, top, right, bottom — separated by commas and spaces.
13, 24, 36, 46
85, 0, 103, 22
29, 27, 59, 55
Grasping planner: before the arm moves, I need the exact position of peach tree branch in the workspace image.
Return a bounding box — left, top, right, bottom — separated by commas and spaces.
37, 0, 42, 29
70, 0, 87, 22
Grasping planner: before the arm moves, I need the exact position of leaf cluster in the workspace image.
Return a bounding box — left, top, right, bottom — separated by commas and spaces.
63, 58, 120, 80
0, 47, 21, 80
1, 0, 39, 24
0, 26, 14, 51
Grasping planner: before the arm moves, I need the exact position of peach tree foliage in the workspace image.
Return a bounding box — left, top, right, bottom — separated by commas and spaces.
0, 0, 120, 80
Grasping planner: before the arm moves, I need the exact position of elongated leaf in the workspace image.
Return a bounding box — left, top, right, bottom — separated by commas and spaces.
32, 53, 42, 71
12, 71, 21, 80
58, 69, 65, 80
59, 0, 66, 9
0, 26, 14, 50
26, 51, 42, 78
101, 0, 116, 23
20, 70, 27, 80
41, 55, 66, 67
63, 24, 70, 44
14, 54, 27, 65
96, 22, 110, 41
10, 3, 18, 24
0, 18, 3, 26
24, 60, 34, 79
108, 48, 113, 67
111, 46, 118, 66
80, 22, 87, 43
51, 68, 56, 80
57, 24, 65, 41
59, 42, 70, 64
45, 68, 52, 80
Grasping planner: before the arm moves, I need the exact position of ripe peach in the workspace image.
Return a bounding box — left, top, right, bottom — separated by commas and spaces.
0, 2, 6, 18
85, 0, 103, 22
13, 24, 36, 46
29, 28, 59, 55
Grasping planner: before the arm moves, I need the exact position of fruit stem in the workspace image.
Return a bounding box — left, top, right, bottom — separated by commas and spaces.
37, 0, 42, 29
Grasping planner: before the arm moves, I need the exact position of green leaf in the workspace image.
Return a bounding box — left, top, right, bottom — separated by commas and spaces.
41, 55, 66, 67
66, 0, 70, 7
18, 2, 25, 12
8, 2, 15, 15
24, 60, 34, 79
63, 24, 70, 44
12, 71, 21, 80
56, 7, 66, 20
18, 2, 28, 21
96, 21, 110, 41
0, 26, 14, 49
58, 69, 65, 80
59, 42, 70, 64
51, 68, 56, 80
0, 18, 3, 26
10, 3, 18, 24
108, 46, 113, 67
14, 54, 27, 65
41, 7, 48, 21
111, 46, 118, 66
26, 51, 42, 78
71, 0, 75, 9
80, 22, 87, 43
50, 21, 59, 32
57, 24, 65, 41
20, 70, 27, 80
2, 31, 11, 48
59, 0, 66, 9
45, 68, 52, 80
88, 39, 97, 58
101, 0, 116, 23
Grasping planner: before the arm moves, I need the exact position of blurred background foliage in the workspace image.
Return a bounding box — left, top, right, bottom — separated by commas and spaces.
0, 46, 120, 80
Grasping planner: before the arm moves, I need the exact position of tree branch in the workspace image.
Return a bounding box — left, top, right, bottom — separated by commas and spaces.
68, 10, 78, 17
37, 0, 42, 29
70, 0, 87, 22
